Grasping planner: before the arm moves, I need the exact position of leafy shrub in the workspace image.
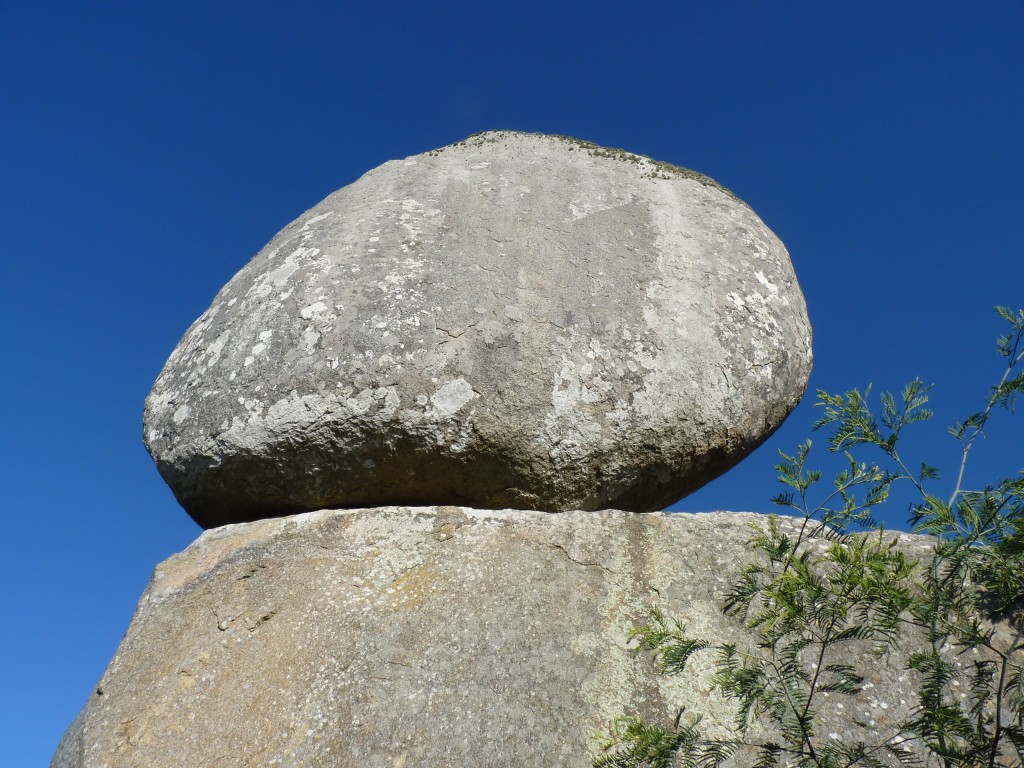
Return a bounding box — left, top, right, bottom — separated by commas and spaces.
595, 307, 1024, 768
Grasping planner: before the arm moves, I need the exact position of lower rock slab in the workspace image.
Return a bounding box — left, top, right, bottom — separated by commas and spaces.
53, 507, 936, 768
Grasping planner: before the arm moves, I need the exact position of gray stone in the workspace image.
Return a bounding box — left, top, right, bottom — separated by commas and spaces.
54, 508, 976, 768
144, 131, 812, 528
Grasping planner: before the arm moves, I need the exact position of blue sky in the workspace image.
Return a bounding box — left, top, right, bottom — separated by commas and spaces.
3, 1, 1022, 763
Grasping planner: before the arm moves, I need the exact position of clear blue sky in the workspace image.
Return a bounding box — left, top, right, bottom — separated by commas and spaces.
3, 1, 1022, 763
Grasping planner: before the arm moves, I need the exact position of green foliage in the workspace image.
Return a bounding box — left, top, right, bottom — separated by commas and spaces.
595, 308, 1024, 768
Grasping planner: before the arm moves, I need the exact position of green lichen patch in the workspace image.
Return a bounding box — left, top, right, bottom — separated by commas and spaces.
452, 130, 739, 200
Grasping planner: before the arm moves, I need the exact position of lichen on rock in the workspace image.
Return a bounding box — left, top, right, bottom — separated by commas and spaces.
143, 131, 812, 528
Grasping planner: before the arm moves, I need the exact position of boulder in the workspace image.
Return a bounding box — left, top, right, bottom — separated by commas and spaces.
53, 508, 947, 768
144, 131, 812, 528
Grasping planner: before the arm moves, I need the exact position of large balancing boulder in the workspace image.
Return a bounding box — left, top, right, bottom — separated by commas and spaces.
144, 131, 812, 528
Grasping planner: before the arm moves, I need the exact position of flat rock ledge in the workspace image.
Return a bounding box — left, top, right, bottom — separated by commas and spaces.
55, 508, 940, 768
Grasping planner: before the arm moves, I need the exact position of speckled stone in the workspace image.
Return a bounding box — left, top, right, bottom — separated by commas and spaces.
144, 131, 812, 528
54, 508, 966, 768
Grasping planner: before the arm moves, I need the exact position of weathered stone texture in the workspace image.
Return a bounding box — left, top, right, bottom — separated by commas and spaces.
143, 131, 812, 528
54, 508, 950, 768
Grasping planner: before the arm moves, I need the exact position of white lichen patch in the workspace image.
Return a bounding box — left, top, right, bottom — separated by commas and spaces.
540, 354, 606, 468
204, 331, 231, 369
566, 191, 631, 222
504, 305, 523, 322
754, 270, 784, 300
253, 246, 320, 298
396, 198, 442, 249
721, 285, 785, 380
430, 378, 477, 419
302, 212, 333, 230
300, 302, 328, 319
302, 327, 321, 350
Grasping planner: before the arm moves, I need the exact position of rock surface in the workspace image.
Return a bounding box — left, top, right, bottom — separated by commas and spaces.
54, 508, 942, 768
144, 131, 812, 528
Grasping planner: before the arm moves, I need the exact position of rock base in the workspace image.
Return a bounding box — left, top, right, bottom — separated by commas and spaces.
54, 508, 936, 768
